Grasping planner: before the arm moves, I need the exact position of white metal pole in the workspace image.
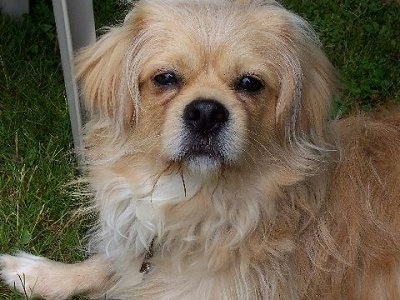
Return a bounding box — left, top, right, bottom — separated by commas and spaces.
52, 0, 95, 155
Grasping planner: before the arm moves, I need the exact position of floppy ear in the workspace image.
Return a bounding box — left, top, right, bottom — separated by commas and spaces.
266, 8, 337, 141
258, 4, 337, 174
275, 36, 337, 146
75, 22, 139, 128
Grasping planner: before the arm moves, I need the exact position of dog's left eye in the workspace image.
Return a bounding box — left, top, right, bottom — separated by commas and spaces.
153, 72, 179, 87
235, 75, 264, 92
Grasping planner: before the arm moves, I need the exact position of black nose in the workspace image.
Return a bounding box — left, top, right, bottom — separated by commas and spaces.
183, 99, 229, 135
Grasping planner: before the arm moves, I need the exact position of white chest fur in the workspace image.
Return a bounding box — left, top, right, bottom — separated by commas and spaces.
90, 167, 202, 258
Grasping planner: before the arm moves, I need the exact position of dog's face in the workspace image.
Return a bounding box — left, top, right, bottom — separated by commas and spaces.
137, 4, 279, 173
77, 0, 336, 177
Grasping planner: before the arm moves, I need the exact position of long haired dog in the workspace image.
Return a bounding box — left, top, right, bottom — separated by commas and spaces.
2, 0, 400, 299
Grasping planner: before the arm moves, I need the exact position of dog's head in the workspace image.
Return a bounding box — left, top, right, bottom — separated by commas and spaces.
76, 0, 336, 178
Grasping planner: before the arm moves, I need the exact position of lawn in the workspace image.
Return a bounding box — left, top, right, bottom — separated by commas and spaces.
0, 0, 399, 299
0, 1, 129, 299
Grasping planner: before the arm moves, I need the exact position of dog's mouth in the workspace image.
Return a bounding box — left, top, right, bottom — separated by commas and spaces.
183, 139, 223, 158
177, 139, 227, 173
163, 98, 242, 173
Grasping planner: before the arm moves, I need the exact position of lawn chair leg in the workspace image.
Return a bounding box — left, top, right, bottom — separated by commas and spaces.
52, 0, 95, 156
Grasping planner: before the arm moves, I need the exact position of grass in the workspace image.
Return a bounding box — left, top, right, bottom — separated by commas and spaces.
285, 0, 400, 116
0, 0, 399, 299
0, 1, 128, 299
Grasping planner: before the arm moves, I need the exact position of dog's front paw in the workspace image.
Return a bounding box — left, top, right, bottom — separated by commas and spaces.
0, 252, 47, 298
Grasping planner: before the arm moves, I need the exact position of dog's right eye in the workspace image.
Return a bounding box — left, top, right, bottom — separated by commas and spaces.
235, 75, 264, 93
153, 72, 179, 87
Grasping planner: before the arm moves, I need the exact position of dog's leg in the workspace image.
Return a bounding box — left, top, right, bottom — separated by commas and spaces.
0, 252, 113, 299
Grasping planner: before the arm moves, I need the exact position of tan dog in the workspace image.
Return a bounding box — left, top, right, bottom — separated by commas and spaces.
2, 0, 400, 299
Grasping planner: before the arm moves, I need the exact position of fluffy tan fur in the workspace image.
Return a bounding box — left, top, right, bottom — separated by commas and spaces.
1, 0, 400, 299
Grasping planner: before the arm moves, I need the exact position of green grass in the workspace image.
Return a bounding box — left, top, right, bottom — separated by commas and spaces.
284, 0, 400, 116
0, 0, 78, 272
0, 0, 399, 299
0, 1, 128, 299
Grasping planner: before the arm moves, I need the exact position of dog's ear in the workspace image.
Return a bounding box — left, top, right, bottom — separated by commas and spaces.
268, 8, 337, 140
275, 35, 337, 145
75, 27, 131, 124
257, 4, 338, 173
75, 12, 145, 128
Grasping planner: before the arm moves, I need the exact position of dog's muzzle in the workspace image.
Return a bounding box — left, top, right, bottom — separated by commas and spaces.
181, 99, 229, 159
162, 97, 240, 172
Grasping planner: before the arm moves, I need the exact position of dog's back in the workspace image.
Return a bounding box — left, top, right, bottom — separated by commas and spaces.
296, 112, 400, 298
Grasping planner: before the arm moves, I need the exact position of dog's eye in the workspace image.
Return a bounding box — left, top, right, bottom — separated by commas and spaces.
235, 75, 264, 92
153, 72, 179, 87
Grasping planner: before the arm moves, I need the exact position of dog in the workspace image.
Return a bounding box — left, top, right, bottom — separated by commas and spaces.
1, 0, 400, 299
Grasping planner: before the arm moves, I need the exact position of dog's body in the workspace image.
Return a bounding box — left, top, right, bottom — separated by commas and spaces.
2, 0, 400, 299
